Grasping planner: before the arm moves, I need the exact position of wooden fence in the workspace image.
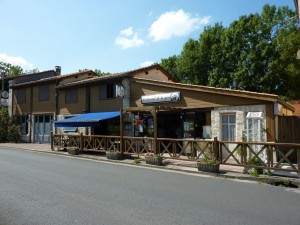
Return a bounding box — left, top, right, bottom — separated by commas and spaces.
52, 133, 300, 173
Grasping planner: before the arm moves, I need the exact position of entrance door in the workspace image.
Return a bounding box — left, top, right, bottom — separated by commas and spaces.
34, 114, 53, 143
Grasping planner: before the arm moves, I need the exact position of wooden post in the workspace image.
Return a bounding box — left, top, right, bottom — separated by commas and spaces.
80, 132, 83, 153
213, 136, 219, 160
153, 107, 158, 155
51, 131, 53, 151
297, 148, 300, 174
120, 108, 124, 154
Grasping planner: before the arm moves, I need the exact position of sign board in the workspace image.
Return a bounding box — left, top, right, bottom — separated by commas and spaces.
246, 112, 263, 119
141, 92, 180, 104
115, 85, 125, 98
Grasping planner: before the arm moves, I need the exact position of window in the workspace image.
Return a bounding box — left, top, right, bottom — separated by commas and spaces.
16, 115, 28, 135
38, 85, 50, 101
99, 84, 115, 99
65, 89, 78, 104
16, 88, 26, 103
222, 114, 236, 141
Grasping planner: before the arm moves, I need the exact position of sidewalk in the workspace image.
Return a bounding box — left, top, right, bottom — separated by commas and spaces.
1, 143, 299, 186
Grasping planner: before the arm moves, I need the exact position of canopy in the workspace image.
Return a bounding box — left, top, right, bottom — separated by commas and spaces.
54, 111, 120, 127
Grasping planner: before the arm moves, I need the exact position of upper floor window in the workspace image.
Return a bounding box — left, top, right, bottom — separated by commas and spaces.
38, 84, 50, 101
99, 83, 115, 99
16, 88, 26, 103
65, 89, 78, 104
222, 114, 236, 141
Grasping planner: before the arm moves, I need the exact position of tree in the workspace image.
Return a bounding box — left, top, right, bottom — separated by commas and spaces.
0, 62, 24, 77
160, 4, 300, 99
160, 55, 180, 81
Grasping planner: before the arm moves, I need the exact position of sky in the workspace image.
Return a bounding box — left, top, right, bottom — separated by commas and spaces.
0, 0, 296, 75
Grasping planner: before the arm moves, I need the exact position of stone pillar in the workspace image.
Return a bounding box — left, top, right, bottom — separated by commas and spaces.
122, 78, 130, 108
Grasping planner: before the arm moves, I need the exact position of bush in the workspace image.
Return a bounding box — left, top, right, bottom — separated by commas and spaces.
0, 107, 20, 143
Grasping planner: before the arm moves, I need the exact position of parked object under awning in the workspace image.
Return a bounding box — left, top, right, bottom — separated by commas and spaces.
54, 111, 120, 127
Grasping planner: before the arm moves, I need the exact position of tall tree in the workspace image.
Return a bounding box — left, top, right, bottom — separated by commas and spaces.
160, 55, 180, 81
0, 62, 23, 77
161, 4, 300, 99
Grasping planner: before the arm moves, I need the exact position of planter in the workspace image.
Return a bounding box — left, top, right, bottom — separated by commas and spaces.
106, 151, 122, 160
197, 162, 220, 173
145, 156, 163, 166
67, 147, 79, 155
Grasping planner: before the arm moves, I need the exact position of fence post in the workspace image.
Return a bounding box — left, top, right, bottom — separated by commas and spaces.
80, 132, 83, 153
51, 131, 53, 151
213, 137, 219, 160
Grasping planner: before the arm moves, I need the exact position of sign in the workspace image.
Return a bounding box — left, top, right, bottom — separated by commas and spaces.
115, 85, 125, 98
141, 92, 180, 104
246, 112, 263, 118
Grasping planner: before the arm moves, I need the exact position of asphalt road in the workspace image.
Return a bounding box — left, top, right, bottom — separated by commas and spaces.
1, 148, 300, 225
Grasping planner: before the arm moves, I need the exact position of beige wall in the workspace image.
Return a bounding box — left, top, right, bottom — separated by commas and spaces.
130, 81, 267, 109
31, 83, 56, 114
13, 87, 31, 116
132, 68, 174, 82
90, 85, 123, 112
58, 87, 86, 115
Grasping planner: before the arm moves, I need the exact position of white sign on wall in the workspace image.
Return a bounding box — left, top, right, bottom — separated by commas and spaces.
246, 112, 263, 119
141, 92, 180, 104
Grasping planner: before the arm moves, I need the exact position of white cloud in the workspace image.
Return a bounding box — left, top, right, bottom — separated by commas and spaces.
0, 53, 33, 68
140, 61, 154, 67
149, 10, 211, 41
115, 27, 144, 49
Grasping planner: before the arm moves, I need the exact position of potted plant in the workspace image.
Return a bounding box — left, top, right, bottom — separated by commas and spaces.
145, 152, 163, 166
196, 151, 220, 173
67, 146, 80, 155
106, 145, 122, 160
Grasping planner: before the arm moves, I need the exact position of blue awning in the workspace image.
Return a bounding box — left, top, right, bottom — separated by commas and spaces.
54, 111, 120, 127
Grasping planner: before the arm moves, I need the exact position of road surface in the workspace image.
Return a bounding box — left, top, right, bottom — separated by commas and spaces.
1, 147, 300, 225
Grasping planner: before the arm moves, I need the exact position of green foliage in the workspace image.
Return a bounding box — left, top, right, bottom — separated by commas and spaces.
200, 151, 219, 165
0, 62, 24, 77
160, 4, 300, 99
133, 156, 141, 164
0, 107, 20, 143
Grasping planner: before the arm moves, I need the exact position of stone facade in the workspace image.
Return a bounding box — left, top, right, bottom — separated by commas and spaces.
211, 105, 266, 141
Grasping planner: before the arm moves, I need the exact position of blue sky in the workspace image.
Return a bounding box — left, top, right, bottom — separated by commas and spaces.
0, 0, 295, 75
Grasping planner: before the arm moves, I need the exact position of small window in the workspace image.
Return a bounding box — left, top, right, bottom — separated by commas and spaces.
222, 114, 236, 141
99, 84, 115, 99
65, 89, 78, 104
107, 83, 114, 98
39, 85, 50, 101
16, 88, 26, 103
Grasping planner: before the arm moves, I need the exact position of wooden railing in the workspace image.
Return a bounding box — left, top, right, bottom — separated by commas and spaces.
52, 133, 300, 173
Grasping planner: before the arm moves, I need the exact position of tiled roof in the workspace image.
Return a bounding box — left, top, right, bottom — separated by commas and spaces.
56, 64, 177, 89
12, 70, 98, 88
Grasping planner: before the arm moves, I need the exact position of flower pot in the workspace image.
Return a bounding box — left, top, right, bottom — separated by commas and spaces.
67, 148, 79, 155
197, 162, 219, 173
145, 156, 163, 166
106, 151, 122, 160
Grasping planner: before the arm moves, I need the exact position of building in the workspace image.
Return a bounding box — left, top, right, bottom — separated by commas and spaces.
11, 64, 294, 144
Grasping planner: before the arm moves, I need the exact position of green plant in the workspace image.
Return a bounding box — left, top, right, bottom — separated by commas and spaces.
245, 156, 264, 176
133, 156, 141, 164
200, 151, 219, 165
